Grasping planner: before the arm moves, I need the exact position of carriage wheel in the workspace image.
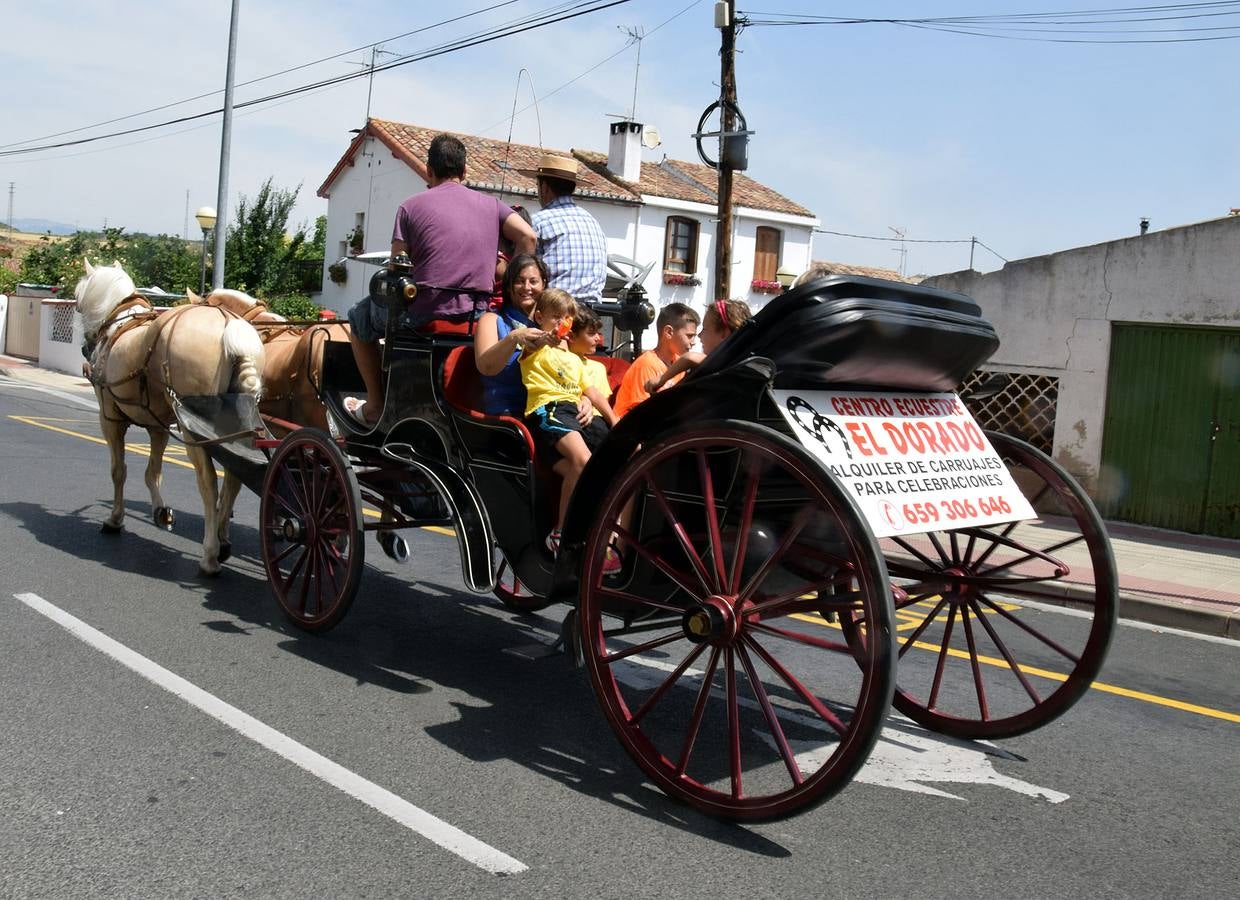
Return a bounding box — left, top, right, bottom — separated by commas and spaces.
260, 429, 364, 633
493, 554, 553, 612
578, 421, 895, 821
843, 432, 1117, 739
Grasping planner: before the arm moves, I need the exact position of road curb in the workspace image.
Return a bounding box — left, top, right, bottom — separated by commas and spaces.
1116, 593, 1239, 639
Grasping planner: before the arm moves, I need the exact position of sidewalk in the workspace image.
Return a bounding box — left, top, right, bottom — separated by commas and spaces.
4, 353, 1238, 640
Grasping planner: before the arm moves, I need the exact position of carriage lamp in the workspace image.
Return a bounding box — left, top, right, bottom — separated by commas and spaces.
194, 206, 217, 294
775, 265, 797, 291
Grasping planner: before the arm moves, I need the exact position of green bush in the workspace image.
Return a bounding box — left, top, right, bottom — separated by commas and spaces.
266, 294, 322, 320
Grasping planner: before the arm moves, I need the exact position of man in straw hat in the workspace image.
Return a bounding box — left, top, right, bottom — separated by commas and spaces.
345, 133, 536, 427
526, 152, 608, 306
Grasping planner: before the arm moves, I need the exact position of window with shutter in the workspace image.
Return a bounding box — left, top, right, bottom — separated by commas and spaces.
664, 217, 699, 273
753, 226, 781, 283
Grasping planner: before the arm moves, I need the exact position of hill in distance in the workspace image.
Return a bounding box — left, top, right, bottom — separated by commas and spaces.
8, 218, 79, 236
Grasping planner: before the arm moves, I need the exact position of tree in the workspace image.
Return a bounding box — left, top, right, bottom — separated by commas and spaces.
224, 178, 307, 296
123, 233, 199, 294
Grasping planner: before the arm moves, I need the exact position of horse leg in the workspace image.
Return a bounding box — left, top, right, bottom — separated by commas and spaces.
145, 428, 175, 531
215, 471, 243, 564
186, 445, 223, 576
100, 416, 129, 533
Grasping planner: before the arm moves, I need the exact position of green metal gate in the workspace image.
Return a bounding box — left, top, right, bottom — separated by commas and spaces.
1100, 323, 1240, 538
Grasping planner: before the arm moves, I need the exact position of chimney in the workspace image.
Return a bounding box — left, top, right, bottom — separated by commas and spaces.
1139, 217, 1150, 236
608, 120, 643, 183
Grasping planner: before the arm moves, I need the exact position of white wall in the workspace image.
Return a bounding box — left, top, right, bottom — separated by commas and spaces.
922, 214, 1240, 490
38, 300, 85, 376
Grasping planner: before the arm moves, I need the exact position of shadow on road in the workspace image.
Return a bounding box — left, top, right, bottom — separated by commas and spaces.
3, 498, 791, 856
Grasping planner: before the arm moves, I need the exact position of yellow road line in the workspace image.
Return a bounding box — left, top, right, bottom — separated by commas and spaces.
16, 414, 1235, 724
792, 610, 1240, 724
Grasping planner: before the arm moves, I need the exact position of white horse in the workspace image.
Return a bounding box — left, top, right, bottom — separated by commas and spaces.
76, 260, 265, 575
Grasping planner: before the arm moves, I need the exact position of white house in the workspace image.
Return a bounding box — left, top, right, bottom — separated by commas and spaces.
315, 117, 819, 342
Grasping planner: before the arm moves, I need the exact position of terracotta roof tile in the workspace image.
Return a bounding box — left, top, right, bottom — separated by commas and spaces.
318, 118, 815, 219
809, 259, 920, 284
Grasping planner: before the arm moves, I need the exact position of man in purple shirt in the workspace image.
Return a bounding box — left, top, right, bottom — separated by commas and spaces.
346, 133, 535, 426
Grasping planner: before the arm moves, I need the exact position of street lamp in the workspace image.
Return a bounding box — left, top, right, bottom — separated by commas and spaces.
775, 264, 798, 292
194, 206, 217, 294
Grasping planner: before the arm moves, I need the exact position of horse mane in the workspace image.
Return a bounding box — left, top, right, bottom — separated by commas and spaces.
76, 262, 138, 337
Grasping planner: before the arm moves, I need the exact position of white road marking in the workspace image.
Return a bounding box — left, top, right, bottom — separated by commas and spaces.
0, 377, 99, 410
612, 654, 1069, 804
1003, 596, 1240, 647
14, 592, 527, 876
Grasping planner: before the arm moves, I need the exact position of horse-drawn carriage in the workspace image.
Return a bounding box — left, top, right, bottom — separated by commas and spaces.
80, 258, 1117, 821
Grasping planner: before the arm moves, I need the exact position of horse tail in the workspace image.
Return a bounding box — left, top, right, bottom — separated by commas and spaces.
222, 319, 265, 400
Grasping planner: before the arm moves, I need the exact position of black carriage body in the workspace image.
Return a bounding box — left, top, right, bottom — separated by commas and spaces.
553, 275, 1001, 603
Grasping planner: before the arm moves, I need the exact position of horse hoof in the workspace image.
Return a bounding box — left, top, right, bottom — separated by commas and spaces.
154, 507, 175, 530
218, 541, 232, 564
198, 564, 222, 578
100, 521, 123, 534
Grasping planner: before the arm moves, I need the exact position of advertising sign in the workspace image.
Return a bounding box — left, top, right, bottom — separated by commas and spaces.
773, 389, 1036, 538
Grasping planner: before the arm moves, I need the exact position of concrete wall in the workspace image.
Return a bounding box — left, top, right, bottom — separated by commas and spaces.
38, 300, 85, 376
318, 137, 818, 347
922, 214, 1240, 490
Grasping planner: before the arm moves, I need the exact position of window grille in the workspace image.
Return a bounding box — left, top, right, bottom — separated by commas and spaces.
960, 370, 1059, 454
51, 306, 76, 344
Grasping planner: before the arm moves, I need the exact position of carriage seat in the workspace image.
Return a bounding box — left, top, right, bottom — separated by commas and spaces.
440, 345, 629, 467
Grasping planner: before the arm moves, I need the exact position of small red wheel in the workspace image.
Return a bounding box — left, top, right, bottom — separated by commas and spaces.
578, 421, 895, 821
259, 429, 364, 632
493, 553, 552, 612
844, 431, 1117, 738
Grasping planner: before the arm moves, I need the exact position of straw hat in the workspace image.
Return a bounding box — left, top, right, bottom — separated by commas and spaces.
522, 152, 578, 184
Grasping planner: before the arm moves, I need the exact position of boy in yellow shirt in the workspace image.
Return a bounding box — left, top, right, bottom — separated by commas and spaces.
520, 289, 613, 559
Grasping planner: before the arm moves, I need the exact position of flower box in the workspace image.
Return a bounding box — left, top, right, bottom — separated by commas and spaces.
750, 279, 783, 295
663, 272, 701, 287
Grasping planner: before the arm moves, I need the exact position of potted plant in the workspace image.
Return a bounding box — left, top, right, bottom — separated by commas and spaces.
347, 228, 364, 256
750, 278, 782, 295
663, 272, 701, 287
328, 260, 348, 285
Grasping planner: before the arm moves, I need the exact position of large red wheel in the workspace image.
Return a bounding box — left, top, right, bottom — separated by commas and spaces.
259, 429, 364, 633
493, 553, 553, 612
578, 421, 895, 821
844, 431, 1117, 738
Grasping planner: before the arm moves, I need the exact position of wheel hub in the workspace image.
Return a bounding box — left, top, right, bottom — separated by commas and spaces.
682, 595, 741, 645
281, 517, 306, 542
943, 565, 973, 598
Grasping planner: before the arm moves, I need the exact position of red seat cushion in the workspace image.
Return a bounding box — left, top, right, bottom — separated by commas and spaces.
589, 354, 630, 403
442, 345, 536, 460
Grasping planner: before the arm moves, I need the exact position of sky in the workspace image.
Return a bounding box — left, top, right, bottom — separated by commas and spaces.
3, 0, 1238, 278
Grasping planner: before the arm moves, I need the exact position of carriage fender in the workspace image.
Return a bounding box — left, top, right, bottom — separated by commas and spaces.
550, 357, 776, 605
381, 445, 496, 594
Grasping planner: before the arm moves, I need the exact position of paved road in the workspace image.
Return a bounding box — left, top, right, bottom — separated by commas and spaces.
1, 376, 1238, 899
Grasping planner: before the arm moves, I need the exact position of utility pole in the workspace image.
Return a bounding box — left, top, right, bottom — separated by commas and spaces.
212, 0, 241, 290
183, 189, 190, 240
6, 182, 13, 235
714, 0, 737, 300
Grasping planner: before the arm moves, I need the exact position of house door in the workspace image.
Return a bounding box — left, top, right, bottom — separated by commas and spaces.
1099, 323, 1240, 538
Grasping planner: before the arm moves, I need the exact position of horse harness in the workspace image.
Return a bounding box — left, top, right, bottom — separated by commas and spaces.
89, 295, 235, 435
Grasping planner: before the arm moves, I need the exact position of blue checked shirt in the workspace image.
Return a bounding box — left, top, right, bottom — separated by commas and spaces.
532, 196, 608, 303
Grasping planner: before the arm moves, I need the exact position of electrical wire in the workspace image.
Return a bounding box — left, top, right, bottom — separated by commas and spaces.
814, 228, 1008, 262
0, 0, 633, 159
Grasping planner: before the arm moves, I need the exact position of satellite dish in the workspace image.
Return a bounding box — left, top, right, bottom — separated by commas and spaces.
641, 125, 662, 149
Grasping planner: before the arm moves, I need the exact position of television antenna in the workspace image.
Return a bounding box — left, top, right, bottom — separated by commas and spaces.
889, 225, 908, 277
619, 26, 645, 121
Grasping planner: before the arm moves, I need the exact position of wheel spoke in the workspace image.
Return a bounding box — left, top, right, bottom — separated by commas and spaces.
976, 594, 1079, 663
748, 620, 853, 655
643, 474, 716, 597
743, 635, 848, 737
728, 453, 763, 594
926, 531, 953, 566
889, 536, 940, 571
696, 449, 728, 592
897, 596, 951, 658
736, 643, 803, 786
959, 603, 990, 720
601, 630, 685, 665
610, 524, 708, 603
737, 503, 816, 603
926, 602, 959, 710
748, 569, 858, 617
725, 648, 742, 799
969, 598, 1043, 704
597, 585, 690, 616
283, 543, 310, 591
270, 538, 301, 567
630, 642, 709, 725
296, 541, 315, 615
676, 646, 721, 777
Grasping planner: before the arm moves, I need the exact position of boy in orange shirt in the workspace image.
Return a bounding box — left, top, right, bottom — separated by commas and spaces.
612, 302, 700, 417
